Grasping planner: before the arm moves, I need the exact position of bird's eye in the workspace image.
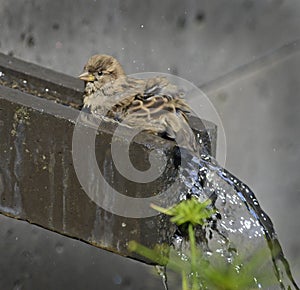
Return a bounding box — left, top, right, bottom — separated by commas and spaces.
98, 71, 103, 76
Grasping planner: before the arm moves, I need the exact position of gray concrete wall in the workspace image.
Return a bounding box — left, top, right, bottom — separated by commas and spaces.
0, 0, 299, 288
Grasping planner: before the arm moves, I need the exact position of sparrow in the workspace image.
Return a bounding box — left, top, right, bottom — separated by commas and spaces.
78, 54, 198, 152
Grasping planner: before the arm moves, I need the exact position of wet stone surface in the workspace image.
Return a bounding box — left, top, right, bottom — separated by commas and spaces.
0, 54, 217, 263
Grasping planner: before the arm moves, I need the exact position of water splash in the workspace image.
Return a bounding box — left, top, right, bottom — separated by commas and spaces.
176, 147, 299, 289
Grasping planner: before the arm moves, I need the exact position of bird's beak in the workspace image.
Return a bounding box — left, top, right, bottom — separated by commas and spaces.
78, 71, 95, 82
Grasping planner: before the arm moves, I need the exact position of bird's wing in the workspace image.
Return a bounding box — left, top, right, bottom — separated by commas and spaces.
107, 77, 198, 152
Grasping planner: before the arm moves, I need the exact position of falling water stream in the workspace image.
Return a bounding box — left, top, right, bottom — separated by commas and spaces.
157, 146, 299, 290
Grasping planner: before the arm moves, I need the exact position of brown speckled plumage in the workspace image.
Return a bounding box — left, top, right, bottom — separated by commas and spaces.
79, 54, 197, 152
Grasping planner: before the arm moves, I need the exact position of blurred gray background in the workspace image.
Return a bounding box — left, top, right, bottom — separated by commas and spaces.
0, 0, 299, 289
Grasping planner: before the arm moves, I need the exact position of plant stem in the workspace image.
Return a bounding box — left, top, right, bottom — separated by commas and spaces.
188, 223, 199, 290
182, 270, 190, 290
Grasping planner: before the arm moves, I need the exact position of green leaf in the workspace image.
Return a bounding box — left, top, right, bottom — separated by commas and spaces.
151, 197, 215, 227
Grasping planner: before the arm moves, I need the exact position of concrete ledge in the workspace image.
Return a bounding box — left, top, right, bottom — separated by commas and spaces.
0, 53, 216, 263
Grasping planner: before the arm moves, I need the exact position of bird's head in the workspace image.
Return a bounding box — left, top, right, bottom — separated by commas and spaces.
78, 54, 125, 89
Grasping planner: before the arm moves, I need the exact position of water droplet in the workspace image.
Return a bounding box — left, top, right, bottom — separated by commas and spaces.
244, 220, 251, 229
121, 222, 126, 227
23, 80, 27, 84
45, 88, 49, 92
55, 242, 64, 254
0, 71, 3, 77
140, 24, 144, 28
167, 67, 171, 71
113, 274, 122, 285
